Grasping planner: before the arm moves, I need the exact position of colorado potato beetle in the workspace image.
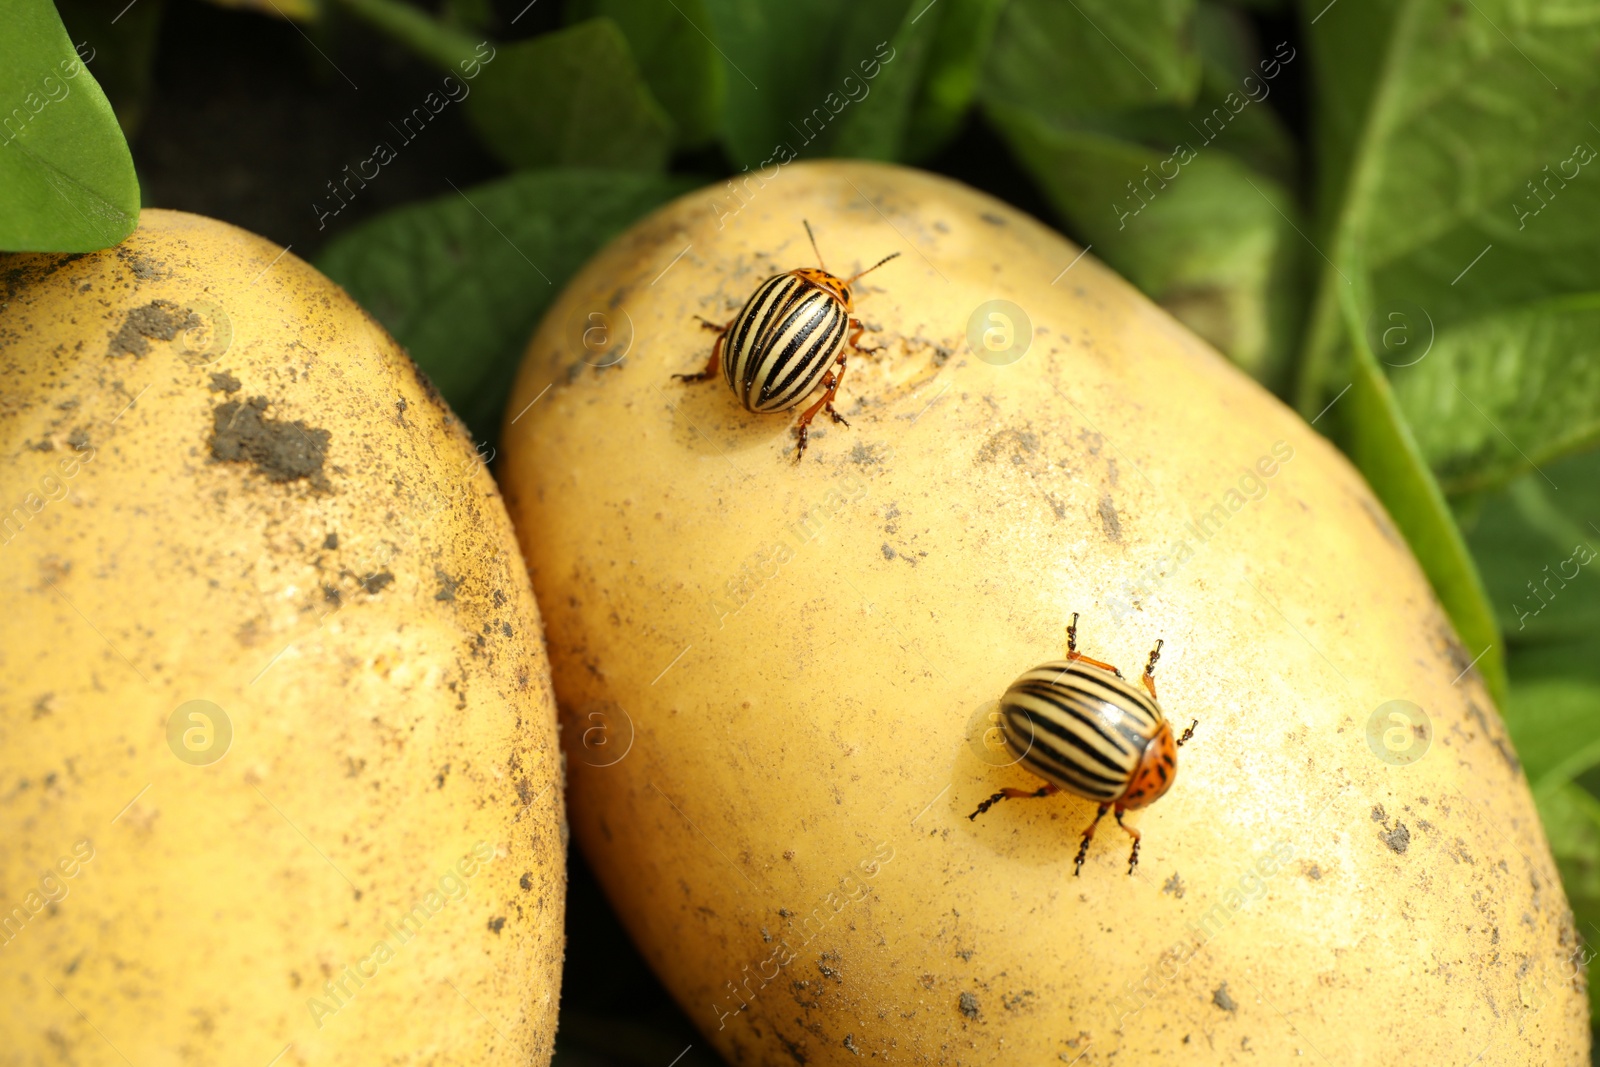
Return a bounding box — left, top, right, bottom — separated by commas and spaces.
674, 222, 899, 460
970, 613, 1198, 876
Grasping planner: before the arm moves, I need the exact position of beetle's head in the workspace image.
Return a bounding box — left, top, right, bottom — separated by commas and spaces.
793, 267, 851, 308
1118, 722, 1178, 810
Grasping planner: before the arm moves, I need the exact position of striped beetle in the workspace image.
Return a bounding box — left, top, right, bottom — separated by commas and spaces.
674, 222, 899, 460
970, 613, 1198, 876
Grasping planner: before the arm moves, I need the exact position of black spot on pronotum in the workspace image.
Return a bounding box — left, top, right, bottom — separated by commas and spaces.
1212, 982, 1238, 1013
209, 396, 330, 485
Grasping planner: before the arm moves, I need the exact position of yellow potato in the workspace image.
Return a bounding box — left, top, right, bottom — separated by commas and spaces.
0, 210, 564, 1065
501, 161, 1587, 1065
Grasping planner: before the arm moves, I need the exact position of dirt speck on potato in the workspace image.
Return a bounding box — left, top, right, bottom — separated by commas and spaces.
209, 396, 330, 485
1098, 493, 1121, 541
208, 371, 241, 393
1212, 982, 1238, 1013
958, 992, 980, 1019
108, 300, 197, 358
1381, 822, 1412, 854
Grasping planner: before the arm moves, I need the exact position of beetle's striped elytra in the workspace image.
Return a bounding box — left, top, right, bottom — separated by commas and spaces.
970, 613, 1198, 876
673, 222, 899, 460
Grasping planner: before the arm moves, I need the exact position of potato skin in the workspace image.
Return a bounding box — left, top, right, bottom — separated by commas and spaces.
0, 211, 564, 1064
501, 161, 1586, 1065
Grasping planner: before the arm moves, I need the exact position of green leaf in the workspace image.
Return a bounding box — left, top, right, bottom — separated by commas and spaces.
1390, 295, 1600, 493
981, 0, 1202, 120
902, 0, 1008, 161
979, 6, 1306, 386
0, 0, 139, 252
1506, 680, 1600, 794
1286, 0, 1600, 707
827, 1, 948, 161
316, 169, 696, 445
1296, 0, 1600, 419
567, 0, 725, 149
1463, 450, 1600, 645
700, 0, 913, 168
1335, 287, 1509, 708
986, 102, 1307, 387
464, 19, 674, 172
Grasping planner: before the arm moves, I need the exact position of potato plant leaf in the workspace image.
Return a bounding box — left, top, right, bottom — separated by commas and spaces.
1286, 0, 1600, 705
980, 3, 1305, 387
316, 169, 697, 444
901, 0, 1008, 161
566, 0, 725, 149
1463, 449, 1600, 648
981, 0, 1202, 121
464, 18, 675, 172
0, 0, 139, 252
1390, 295, 1600, 494
1335, 286, 1509, 706
1297, 0, 1600, 484
700, 0, 914, 168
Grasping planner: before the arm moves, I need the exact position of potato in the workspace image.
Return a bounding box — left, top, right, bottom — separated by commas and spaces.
501, 161, 1586, 1065
0, 211, 564, 1065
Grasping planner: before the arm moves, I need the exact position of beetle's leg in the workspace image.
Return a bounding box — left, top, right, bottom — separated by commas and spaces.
673, 320, 730, 383
845, 315, 883, 356
824, 352, 850, 425
968, 782, 1059, 820
1141, 638, 1164, 701
1176, 718, 1198, 748
792, 353, 850, 461
1074, 803, 1111, 876
1064, 612, 1123, 677
1114, 809, 1142, 875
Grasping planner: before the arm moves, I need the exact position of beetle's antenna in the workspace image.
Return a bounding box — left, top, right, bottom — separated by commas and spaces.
802, 220, 828, 272
846, 251, 901, 284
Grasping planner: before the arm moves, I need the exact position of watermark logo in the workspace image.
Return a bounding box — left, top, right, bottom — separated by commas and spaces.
1365, 700, 1431, 766
964, 699, 1032, 768
176, 299, 233, 366
566, 306, 635, 368
1364, 300, 1433, 368
167, 700, 233, 766
966, 300, 1032, 366
575, 701, 634, 768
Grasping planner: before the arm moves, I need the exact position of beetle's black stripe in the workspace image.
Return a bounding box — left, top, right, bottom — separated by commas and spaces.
722, 273, 848, 413
725, 274, 802, 401
760, 297, 838, 404
998, 659, 1167, 802
1007, 731, 1127, 799
751, 292, 845, 412
1008, 680, 1146, 756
